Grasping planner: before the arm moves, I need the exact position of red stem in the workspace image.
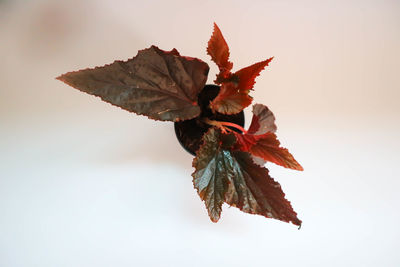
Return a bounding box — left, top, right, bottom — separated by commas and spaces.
218, 121, 247, 134
203, 118, 247, 134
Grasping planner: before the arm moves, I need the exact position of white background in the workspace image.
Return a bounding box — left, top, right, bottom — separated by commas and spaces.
1, 0, 399, 266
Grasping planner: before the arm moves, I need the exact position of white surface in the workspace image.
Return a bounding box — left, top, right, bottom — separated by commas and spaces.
1, 0, 399, 266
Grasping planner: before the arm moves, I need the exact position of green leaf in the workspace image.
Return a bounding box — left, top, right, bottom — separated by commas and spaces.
192, 128, 301, 226
57, 45, 209, 122
192, 128, 231, 222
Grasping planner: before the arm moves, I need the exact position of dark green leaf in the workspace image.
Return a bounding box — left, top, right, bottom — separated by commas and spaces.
192, 128, 231, 222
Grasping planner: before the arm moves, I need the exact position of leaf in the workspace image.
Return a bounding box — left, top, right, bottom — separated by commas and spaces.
232, 104, 302, 170
233, 103, 276, 151
210, 61, 273, 115
226, 151, 302, 226
233, 133, 258, 152
249, 132, 304, 171
248, 103, 277, 135
233, 131, 303, 171
234, 57, 273, 92
192, 128, 301, 226
192, 128, 230, 222
206, 24, 273, 115
57, 45, 209, 122
209, 83, 253, 115
207, 23, 233, 82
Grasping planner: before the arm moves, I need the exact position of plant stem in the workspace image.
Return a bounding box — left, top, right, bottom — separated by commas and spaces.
202, 118, 247, 134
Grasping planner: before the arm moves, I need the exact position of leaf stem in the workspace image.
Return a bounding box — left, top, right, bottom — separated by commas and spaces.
203, 118, 247, 134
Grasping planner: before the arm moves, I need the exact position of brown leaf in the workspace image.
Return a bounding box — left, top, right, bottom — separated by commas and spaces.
227, 151, 302, 226
57, 45, 209, 122
192, 128, 301, 226
248, 104, 277, 135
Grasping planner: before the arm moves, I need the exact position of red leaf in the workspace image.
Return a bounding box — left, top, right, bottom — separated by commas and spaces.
209, 83, 253, 114
249, 132, 304, 171
233, 130, 303, 171
234, 57, 273, 92
232, 104, 302, 171
207, 23, 233, 81
206, 24, 273, 115
57, 45, 209, 122
234, 133, 257, 151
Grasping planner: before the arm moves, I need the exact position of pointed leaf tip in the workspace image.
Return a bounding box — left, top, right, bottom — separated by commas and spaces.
235, 57, 274, 92
229, 151, 302, 226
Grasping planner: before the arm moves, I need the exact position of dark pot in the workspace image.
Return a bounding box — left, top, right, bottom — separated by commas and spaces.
174, 84, 245, 155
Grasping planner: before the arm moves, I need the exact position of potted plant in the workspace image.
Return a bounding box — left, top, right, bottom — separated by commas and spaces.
57, 23, 303, 227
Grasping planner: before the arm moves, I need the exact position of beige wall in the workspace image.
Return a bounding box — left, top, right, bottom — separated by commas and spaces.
1, 0, 399, 266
